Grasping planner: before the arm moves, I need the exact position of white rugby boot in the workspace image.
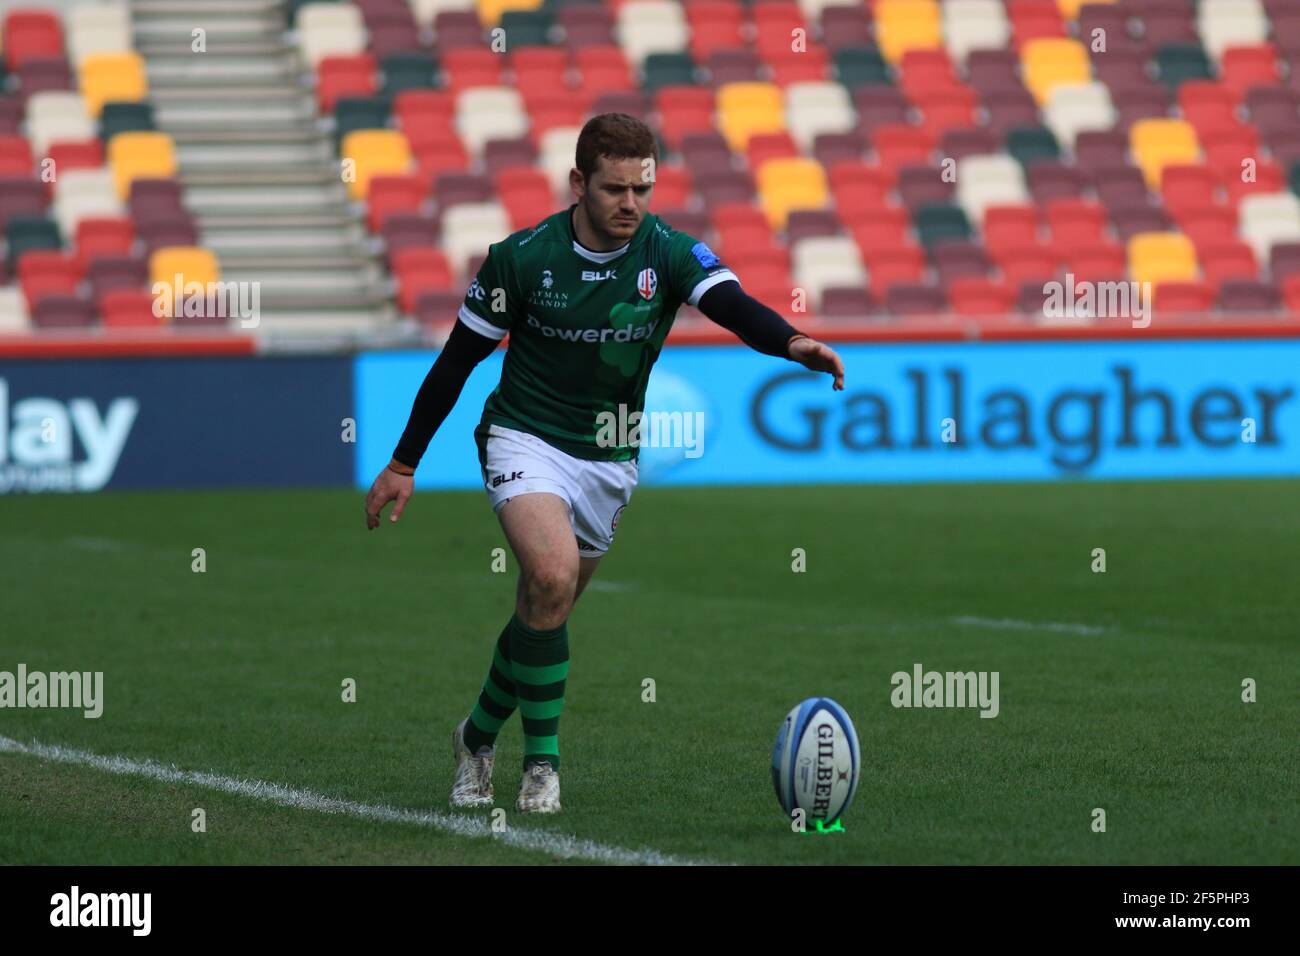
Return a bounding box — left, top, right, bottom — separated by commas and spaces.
516, 761, 561, 813
449, 717, 495, 808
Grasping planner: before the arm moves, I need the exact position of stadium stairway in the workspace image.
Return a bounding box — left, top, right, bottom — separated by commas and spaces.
134, 0, 401, 342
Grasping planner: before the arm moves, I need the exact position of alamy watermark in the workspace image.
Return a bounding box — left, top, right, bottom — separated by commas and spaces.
891, 663, 1000, 718
595, 404, 705, 458
152, 275, 261, 328
1042, 274, 1153, 328
0, 664, 103, 718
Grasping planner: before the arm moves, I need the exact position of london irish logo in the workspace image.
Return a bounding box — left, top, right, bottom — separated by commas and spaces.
637, 268, 658, 300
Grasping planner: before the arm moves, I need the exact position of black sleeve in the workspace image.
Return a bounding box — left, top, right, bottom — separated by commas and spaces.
696, 280, 805, 358
391, 319, 501, 469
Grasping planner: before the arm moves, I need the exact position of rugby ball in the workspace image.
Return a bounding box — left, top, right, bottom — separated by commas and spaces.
771, 697, 860, 826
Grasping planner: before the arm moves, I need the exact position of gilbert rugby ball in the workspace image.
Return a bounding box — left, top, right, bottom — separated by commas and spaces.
771, 697, 860, 825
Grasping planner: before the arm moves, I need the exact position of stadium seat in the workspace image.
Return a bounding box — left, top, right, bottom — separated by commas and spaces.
107, 132, 177, 201
1154, 280, 1215, 314
340, 129, 412, 200
949, 277, 1013, 315
79, 52, 148, 118
1130, 118, 1200, 188
99, 288, 161, 328
149, 245, 218, 287
1128, 231, 1199, 286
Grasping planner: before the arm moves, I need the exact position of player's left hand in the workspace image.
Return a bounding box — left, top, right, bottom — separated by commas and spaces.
788, 336, 845, 390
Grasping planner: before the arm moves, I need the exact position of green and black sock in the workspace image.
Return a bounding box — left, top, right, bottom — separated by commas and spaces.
508, 614, 569, 771
463, 621, 516, 754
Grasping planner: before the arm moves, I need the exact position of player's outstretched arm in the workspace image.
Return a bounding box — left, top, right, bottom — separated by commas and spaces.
364, 319, 500, 530
696, 280, 845, 390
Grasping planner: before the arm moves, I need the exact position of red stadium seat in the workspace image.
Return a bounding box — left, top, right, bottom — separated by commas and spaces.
511, 47, 570, 89
441, 49, 504, 93
1220, 45, 1279, 96
1197, 240, 1257, 288
1180, 204, 1239, 248
573, 46, 634, 94
1281, 275, 1300, 312
1224, 158, 1284, 203
317, 55, 377, 113
3, 10, 64, 70
983, 204, 1040, 250
949, 277, 1013, 316
75, 217, 135, 267
871, 125, 936, 170
367, 174, 427, 233
1045, 199, 1107, 245
746, 132, 799, 172
993, 243, 1058, 286
99, 289, 162, 328
849, 206, 911, 248
911, 86, 978, 138
727, 246, 791, 278
0, 135, 34, 176
862, 245, 927, 290
1071, 242, 1127, 281
47, 139, 105, 173
1154, 281, 1215, 314
393, 247, 455, 313
1161, 164, 1222, 213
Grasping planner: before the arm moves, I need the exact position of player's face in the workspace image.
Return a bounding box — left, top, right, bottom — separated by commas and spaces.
576, 156, 653, 244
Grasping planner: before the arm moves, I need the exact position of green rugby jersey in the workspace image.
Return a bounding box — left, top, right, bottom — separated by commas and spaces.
457, 202, 739, 461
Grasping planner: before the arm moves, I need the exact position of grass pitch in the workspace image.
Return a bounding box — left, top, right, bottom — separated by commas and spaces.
1, 480, 1296, 865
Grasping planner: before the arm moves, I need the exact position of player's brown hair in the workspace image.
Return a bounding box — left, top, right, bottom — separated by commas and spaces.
574, 112, 660, 185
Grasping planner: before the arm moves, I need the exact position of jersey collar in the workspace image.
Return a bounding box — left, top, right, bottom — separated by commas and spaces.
565, 203, 647, 264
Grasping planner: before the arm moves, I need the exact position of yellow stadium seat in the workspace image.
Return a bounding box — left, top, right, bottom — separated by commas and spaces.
875, 0, 943, 64
107, 131, 177, 201
716, 82, 786, 153
340, 129, 413, 200
149, 246, 221, 319
477, 0, 544, 28
1130, 118, 1200, 188
1128, 232, 1198, 287
1021, 38, 1091, 104
79, 51, 148, 118
1056, 0, 1114, 18
755, 157, 829, 230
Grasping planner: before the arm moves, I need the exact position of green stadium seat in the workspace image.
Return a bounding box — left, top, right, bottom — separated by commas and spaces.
913, 204, 971, 247
641, 53, 698, 93
1289, 160, 1300, 198
1005, 125, 1060, 167
381, 53, 438, 95
100, 101, 156, 141
1156, 44, 1213, 92
499, 11, 554, 48
333, 95, 391, 143
6, 216, 62, 266
835, 46, 891, 88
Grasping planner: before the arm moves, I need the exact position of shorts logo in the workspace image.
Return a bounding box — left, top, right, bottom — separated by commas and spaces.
490, 470, 525, 488
637, 268, 658, 300
690, 241, 721, 269
611, 504, 625, 533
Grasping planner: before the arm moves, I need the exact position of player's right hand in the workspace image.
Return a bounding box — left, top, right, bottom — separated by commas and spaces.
365, 460, 415, 530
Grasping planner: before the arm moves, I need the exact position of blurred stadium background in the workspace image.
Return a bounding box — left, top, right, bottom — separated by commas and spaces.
0, 0, 1298, 340
1, 0, 1298, 865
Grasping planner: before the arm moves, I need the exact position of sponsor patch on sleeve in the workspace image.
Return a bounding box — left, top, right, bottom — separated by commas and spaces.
690, 241, 721, 269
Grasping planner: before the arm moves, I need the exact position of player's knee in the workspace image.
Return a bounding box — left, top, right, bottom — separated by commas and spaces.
522, 564, 577, 619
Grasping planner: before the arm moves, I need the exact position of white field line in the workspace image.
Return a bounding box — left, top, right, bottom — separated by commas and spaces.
950, 616, 1109, 636
0, 736, 713, 867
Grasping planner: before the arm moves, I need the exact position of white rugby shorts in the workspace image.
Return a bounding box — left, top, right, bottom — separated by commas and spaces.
476, 423, 637, 557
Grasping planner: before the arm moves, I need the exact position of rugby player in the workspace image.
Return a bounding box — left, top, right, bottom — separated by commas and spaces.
364, 113, 845, 813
